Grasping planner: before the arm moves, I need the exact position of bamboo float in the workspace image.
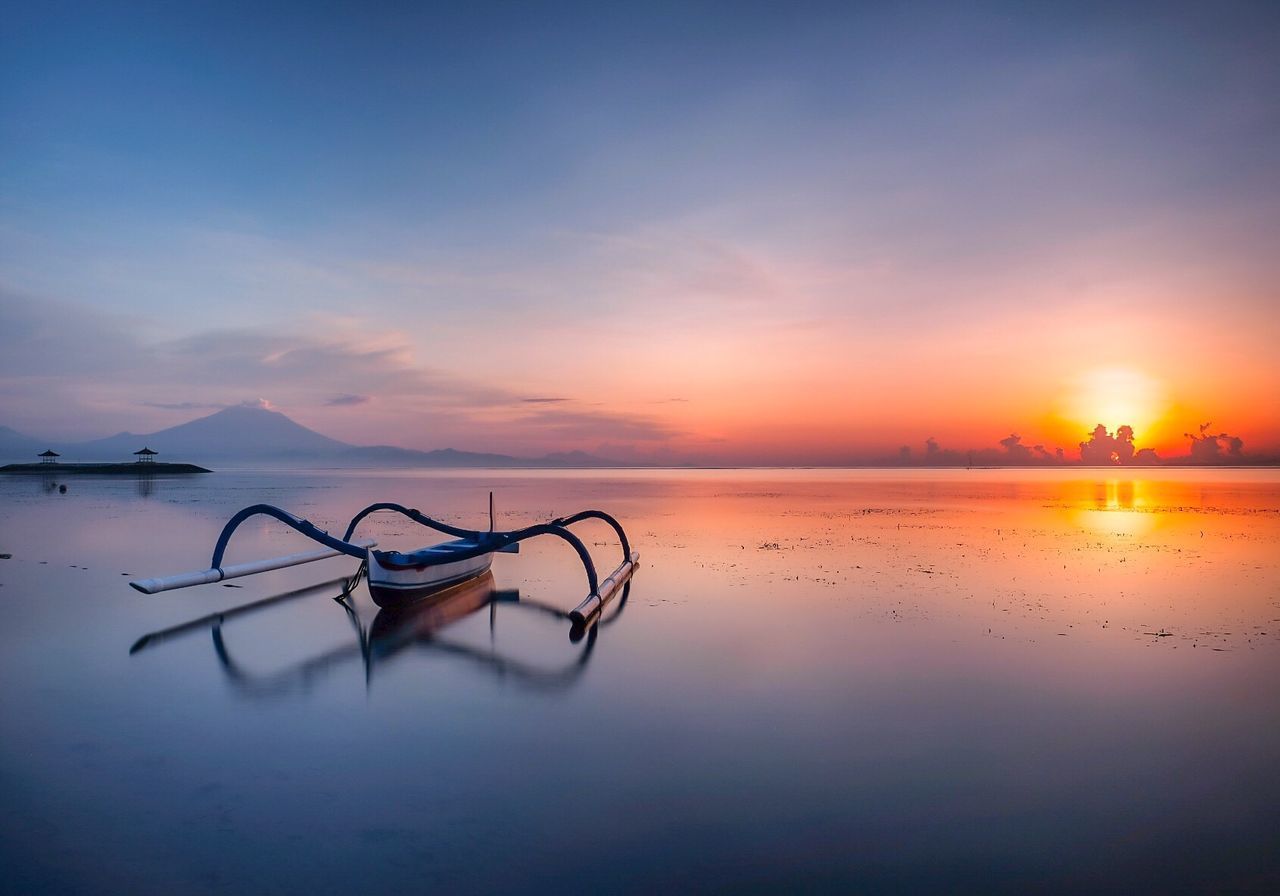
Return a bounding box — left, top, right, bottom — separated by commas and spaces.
130, 539, 376, 595
569, 551, 640, 626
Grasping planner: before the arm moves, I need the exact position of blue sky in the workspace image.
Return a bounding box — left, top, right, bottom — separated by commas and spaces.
2, 2, 1278, 459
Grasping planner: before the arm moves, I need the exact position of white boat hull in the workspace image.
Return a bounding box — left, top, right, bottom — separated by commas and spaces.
366, 549, 494, 608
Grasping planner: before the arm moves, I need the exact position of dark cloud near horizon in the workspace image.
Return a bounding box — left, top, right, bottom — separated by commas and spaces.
326, 393, 370, 406
999, 433, 1032, 461
894, 433, 1073, 467
515, 405, 680, 443
521, 397, 570, 403
1080, 424, 1160, 465
1077, 421, 1252, 466
1185, 422, 1245, 462
860, 424, 1266, 468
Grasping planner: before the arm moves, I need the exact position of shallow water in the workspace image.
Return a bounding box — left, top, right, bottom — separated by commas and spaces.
1, 468, 1277, 893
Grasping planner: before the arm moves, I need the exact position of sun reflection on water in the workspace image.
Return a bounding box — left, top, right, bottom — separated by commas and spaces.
1072, 478, 1156, 537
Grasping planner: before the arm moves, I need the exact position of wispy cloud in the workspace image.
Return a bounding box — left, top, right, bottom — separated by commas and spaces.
513, 406, 679, 443
0, 287, 680, 452
140, 400, 225, 411
325, 393, 371, 407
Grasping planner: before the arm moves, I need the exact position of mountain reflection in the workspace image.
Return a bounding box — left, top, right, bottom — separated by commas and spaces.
131, 572, 626, 698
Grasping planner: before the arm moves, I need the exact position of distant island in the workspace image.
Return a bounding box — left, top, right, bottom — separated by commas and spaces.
0, 462, 211, 475
0, 444, 211, 475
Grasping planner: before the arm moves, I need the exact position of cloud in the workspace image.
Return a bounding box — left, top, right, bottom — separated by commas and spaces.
881, 432, 1075, 468
1081, 424, 1132, 464
141, 401, 226, 411
514, 406, 678, 443
999, 433, 1032, 460
1185, 422, 1245, 463
0, 287, 682, 450
325, 393, 370, 406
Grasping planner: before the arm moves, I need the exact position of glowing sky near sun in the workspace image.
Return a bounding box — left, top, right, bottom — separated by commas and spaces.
1, 2, 1278, 462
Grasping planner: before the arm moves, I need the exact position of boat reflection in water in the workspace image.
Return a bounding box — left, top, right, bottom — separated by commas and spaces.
129, 571, 627, 698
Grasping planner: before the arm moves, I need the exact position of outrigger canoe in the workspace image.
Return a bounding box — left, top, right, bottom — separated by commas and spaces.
130, 494, 638, 623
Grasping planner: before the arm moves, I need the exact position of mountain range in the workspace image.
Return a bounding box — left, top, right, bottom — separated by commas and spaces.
0, 406, 632, 468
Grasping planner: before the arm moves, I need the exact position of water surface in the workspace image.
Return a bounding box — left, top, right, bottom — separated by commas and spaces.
1, 469, 1277, 893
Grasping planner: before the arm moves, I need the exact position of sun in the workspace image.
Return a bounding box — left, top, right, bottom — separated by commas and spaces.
1061, 367, 1167, 438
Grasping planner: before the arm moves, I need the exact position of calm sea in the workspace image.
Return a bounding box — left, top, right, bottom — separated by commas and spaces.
1, 468, 1277, 893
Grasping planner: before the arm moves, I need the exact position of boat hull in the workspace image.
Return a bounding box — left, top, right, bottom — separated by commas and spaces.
366, 548, 494, 609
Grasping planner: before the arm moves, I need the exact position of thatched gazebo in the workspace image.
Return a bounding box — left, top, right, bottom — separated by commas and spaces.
39, 449, 60, 465
133, 447, 159, 464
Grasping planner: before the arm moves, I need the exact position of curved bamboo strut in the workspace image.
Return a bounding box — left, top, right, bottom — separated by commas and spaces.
211, 504, 368, 568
